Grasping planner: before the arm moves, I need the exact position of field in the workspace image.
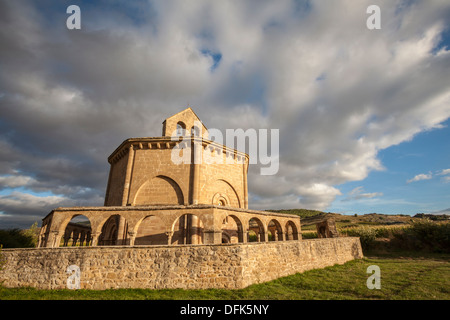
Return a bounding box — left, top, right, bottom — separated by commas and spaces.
276, 209, 450, 255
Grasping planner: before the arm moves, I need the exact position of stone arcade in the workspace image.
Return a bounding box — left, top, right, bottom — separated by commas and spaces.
0, 108, 363, 290
38, 108, 301, 248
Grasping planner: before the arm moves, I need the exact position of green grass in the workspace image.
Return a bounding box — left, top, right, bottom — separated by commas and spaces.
1, 254, 449, 300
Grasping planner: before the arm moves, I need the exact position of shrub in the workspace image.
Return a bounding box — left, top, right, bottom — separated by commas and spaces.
390, 220, 450, 253
0, 227, 37, 248
248, 233, 258, 242
21, 222, 40, 247
301, 231, 318, 239
409, 220, 450, 252
341, 226, 377, 251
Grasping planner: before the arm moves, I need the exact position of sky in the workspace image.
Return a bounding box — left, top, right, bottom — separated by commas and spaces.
0, 0, 449, 229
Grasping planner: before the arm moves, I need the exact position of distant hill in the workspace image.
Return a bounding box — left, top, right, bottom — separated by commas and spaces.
413, 213, 450, 221
265, 209, 439, 228
266, 208, 326, 219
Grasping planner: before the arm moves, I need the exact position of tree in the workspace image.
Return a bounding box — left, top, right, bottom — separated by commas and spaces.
0, 222, 40, 248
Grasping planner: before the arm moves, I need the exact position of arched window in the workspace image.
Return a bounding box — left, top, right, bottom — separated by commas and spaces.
191, 125, 200, 137
268, 219, 283, 241
176, 121, 186, 136
248, 218, 264, 242
61, 215, 92, 247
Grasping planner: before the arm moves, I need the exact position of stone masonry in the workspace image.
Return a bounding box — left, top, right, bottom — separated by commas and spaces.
0, 107, 363, 290
37, 108, 301, 248
0, 238, 363, 290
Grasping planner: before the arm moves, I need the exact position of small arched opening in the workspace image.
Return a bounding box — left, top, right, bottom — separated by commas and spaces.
60, 215, 92, 247
191, 125, 200, 137
248, 217, 264, 242
285, 221, 299, 241
176, 121, 186, 136
98, 215, 128, 246
221, 215, 243, 243
268, 219, 283, 241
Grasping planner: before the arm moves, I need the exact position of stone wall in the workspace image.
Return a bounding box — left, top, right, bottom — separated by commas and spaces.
0, 238, 362, 290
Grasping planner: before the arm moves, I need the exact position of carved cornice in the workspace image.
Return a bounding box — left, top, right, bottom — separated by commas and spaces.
107, 137, 249, 165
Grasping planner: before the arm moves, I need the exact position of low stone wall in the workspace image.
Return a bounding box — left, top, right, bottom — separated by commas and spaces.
0, 238, 363, 290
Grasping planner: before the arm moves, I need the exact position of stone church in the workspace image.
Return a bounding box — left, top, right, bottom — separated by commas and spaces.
37, 108, 302, 248
1, 108, 362, 291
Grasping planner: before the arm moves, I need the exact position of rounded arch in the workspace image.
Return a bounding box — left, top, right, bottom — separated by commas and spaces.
268, 219, 283, 241
60, 214, 92, 247
222, 233, 231, 243
191, 125, 200, 137
210, 179, 241, 208
212, 192, 230, 207
176, 121, 186, 136
248, 217, 264, 242
285, 221, 299, 240
134, 175, 184, 206
221, 214, 243, 243
171, 213, 204, 245
134, 215, 168, 245
97, 214, 128, 246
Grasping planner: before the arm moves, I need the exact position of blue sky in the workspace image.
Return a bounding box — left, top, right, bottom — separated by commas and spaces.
329, 118, 450, 215
0, 0, 450, 228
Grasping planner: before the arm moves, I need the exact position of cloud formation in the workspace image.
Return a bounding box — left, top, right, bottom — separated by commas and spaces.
1, 0, 450, 227
343, 186, 383, 201
439, 169, 450, 183
407, 173, 433, 184
406, 168, 450, 183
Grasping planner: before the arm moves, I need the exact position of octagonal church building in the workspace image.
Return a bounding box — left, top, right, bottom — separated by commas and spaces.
37, 108, 302, 248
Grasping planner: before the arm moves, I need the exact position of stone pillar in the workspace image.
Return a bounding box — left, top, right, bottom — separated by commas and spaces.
182, 214, 188, 244
122, 144, 135, 206
104, 163, 113, 205
91, 232, 100, 246
116, 216, 127, 245
192, 140, 201, 205
285, 231, 290, 241
242, 231, 248, 243
128, 231, 137, 246
262, 231, 268, 242
165, 231, 174, 245
243, 161, 248, 209
191, 215, 199, 244
48, 231, 60, 248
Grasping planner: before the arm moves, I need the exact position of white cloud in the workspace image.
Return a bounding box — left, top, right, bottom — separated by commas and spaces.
0, 191, 74, 228
0, 0, 450, 226
0, 174, 36, 188
437, 169, 450, 183
0, 191, 70, 210
407, 173, 433, 184
343, 186, 383, 201
405, 169, 450, 184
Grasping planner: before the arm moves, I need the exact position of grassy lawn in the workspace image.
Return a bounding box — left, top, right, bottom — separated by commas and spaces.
1, 253, 449, 300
